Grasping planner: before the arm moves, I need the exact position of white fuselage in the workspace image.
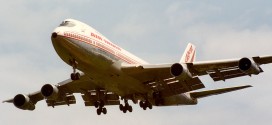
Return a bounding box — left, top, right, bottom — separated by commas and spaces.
51, 19, 196, 105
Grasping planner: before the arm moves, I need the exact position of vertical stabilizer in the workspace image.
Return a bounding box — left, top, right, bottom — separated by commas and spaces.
180, 43, 196, 63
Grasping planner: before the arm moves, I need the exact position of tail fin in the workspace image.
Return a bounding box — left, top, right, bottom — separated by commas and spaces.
180, 43, 196, 63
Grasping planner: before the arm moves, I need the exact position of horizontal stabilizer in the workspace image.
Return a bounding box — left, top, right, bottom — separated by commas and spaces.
2, 99, 13, 103
190, 85, 252, 99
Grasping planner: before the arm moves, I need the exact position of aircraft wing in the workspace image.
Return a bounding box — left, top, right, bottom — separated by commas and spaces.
189, 56, 272, 81
121, 64, 206, 96
3, 91, 43, 104
121, 56, 272, 94
3, 73, 120, 110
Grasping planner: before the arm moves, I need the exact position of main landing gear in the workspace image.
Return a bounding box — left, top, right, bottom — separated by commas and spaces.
139, 100, 152, 110
94, 100, 107, 115
153, 92, 163, 106
119, 99, 133, 113
69, 59, 80, 80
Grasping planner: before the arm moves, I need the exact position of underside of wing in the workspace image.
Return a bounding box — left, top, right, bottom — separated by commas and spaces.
121, 63, 206, 97
121, 56, 272, 99
3, 73, 120, 110
188, 56, 272, 81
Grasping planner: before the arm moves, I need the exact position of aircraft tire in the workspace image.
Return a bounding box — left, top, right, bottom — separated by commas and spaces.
128, 105, 132, 112
70, 73, 76, 80
97, 108, 102, 115
139, 101, 144, 108
119, 104, 124, 111
143, 106, 147, 110
75, 72, 80, 80
147, 102, 152, 109
102, 108, 107, 114
122, 108, 127, 113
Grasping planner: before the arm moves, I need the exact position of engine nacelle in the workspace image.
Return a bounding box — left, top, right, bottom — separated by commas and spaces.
238, 57, 261, 74
13, 94, 35, 110
170, 63, 192, 78
41, 84, 59, 100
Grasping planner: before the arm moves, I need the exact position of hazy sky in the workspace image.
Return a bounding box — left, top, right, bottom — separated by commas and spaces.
1, 1, 272, 125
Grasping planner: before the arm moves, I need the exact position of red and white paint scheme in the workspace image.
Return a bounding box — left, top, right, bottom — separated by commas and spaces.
4, 19, 272, 115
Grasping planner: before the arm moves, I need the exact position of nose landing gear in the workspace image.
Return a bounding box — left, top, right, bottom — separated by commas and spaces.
69, 59, 80, 80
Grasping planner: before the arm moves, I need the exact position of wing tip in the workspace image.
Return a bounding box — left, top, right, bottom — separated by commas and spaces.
243, 85, 253, 88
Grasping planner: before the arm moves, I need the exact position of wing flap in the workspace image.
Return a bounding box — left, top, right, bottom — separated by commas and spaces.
81, 92, 120, 106
159, 77, 205, 97
46, 94, 76, 107
190, 85, 252, 99
209, 69, 248, 81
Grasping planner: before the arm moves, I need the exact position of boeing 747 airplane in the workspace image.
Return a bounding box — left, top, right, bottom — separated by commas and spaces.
3, 19, 272, 115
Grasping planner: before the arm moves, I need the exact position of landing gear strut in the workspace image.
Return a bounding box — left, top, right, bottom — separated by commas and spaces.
153, 92, 163, 106
119, 99, 133, 113
69, 59, 80, 80
94, 90, 107, 115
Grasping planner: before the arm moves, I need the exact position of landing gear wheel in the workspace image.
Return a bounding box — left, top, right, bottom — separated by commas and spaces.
123, 108, 127, 113
139, 101, 144, 108
120, 99, 133, 113
75, 72, 80, 80
70, 73, 75, 80
148, 104, 153, 109
97, 108, 102, 115
143, 106, 147, 110
139, 100, 152, 110
155, 99, 161, 106
128, 105, 133, 112
147, 101, 152, 109
119, 104, 124, 111
125, 103, 129, 108
70, 73, 80, 80
102, 108, 107, 114
69, 59, 80, 80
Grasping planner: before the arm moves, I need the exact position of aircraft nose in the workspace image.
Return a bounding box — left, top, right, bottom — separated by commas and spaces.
51, 32, 58, 38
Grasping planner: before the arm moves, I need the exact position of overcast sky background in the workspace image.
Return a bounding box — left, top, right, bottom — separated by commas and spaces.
1, 0, 272, 125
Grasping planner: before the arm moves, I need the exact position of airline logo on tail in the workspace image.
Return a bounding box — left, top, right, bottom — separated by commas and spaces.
180, 43, 196, 63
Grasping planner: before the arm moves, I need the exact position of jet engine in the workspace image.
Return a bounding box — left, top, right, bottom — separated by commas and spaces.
41, 84, 59, 100
170, 63, 192, 78
13, 94, 35, 110
238, 57, 261, 74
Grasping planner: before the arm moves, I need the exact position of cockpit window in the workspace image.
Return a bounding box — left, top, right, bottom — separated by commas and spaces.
59, 21, 75, 27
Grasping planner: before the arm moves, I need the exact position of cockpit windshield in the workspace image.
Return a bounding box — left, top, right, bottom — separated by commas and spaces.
59, 21, 75, 27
